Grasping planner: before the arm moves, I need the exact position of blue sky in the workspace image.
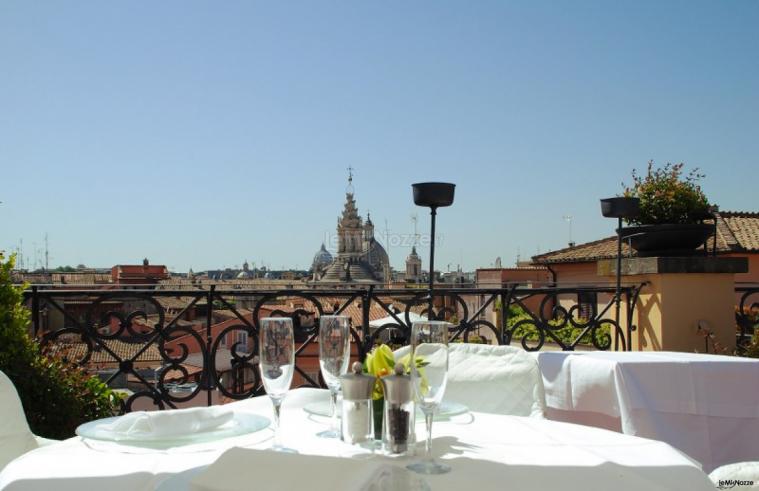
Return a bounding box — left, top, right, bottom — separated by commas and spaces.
1, 1, 757, 272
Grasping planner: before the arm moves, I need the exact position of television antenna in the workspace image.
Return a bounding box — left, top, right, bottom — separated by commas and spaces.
44, 233, 49, 271
383, 218, 391, 259
563, 215, 574, 247
411, 213, 419, 246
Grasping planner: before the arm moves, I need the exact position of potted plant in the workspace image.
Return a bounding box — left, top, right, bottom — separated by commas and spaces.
619, 161, 713, 257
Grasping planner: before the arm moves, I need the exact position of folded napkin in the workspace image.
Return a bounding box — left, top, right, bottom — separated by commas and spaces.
190, 448, 414, 491
102, 406, 234, 440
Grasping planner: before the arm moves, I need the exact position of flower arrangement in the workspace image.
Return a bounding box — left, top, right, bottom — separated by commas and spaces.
363, 344, 426, 400
363, 344, 427, 439
623, 160, 710, 225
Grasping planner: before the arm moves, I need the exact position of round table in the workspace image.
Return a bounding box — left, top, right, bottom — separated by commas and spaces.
0, 388, 715, 491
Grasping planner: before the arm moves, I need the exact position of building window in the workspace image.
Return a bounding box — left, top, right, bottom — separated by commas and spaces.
577, 292, 597, 320
235, 331, 248, 350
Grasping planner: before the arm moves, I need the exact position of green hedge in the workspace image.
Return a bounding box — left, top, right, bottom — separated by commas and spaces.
0, 253, 118, 439
505, 305, 611, 347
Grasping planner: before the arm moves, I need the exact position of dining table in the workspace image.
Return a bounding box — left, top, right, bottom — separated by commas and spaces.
0, 388, 716, 491
533, 350, 759, 473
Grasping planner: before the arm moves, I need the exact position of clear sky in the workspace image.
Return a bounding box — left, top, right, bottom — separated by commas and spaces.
1, 1, 757, 273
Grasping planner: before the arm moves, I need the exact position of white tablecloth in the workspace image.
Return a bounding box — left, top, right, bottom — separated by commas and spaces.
534, 351, 759, 473
0, 388, 715, 491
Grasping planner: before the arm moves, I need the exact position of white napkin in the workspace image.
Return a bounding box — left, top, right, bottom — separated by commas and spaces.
102, 406, 234, 440
191, 448, 399, 491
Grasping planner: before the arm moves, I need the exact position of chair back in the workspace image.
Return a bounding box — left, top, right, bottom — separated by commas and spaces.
0, 370, 38, 470
395, 343, 546, 417
445, 343, 546, 417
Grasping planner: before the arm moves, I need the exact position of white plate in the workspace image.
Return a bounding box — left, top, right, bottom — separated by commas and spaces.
76, 412, 270, 448
304, 400, 468, 418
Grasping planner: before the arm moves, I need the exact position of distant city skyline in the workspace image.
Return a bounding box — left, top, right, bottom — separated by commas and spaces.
2, 1, 757, 272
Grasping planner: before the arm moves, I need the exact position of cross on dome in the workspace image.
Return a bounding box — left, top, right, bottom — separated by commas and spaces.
346, 166, 355, 194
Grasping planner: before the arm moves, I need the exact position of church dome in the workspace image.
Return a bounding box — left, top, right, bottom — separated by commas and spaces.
366, 238, 389, 273
311, 243, 333, 272
236, 260, 253, 279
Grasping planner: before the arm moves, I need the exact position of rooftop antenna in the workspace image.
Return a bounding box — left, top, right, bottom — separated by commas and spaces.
383, 218, 391, 262
563, 215, 575, 247
516, 247, 521, 265
44, 233, 49, 271
411, 213, 419, 246
18, 239, 24, 270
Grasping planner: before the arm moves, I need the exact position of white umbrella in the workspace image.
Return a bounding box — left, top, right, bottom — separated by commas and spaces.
369, 311, 427, 328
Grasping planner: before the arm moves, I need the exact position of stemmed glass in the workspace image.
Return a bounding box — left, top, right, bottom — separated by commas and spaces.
317, 315, 351, 438
407, 320, 451, 475
259, 317, 295, 452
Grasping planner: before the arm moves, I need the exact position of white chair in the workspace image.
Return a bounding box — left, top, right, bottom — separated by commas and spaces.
0, 370, 57, 470
395, 343, 547, 417
709, 462, 759, 490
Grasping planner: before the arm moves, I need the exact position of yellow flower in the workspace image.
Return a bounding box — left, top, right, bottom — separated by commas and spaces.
363, 345, 429, 400
364, 344, 395, 400
365, 344, 394, 377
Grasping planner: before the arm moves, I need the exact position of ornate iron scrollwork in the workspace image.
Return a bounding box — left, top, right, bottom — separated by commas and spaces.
25, 284, 642, 412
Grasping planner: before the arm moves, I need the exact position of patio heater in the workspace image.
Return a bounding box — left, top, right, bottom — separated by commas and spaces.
600, 197, 640, 350
412, 182, 456, 319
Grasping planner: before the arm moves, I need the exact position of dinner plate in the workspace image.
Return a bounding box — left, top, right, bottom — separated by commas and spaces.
304, 400, 468, 418
76, 412, 270, 447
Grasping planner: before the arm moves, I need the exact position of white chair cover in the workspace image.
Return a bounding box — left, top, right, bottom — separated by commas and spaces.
0, 370, 39, 470
709, 462, 759, 490
395, 343, 546, 417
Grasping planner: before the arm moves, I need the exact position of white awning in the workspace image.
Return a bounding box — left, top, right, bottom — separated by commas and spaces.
369, 312, 427, 328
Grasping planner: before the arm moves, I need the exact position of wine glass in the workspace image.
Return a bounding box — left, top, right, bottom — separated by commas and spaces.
407, 320, 451, 475
259, 317, 295, 452
317, 315, 351, 438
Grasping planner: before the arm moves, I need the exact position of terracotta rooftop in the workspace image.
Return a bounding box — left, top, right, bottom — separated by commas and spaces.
44, 339, 163, 366
155, 297, 196, 310
11, 272, 113, 285
532, 211, 759, 264
722, 211, 759, 252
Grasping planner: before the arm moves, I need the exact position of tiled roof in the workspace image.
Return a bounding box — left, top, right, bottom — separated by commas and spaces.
721, 212, 759, 252
115, 265, 168, 277
532, 236, 634, 264
138, 314, 195, 329
531, 211, 759, 264
44, 339, 163, 366
157, 278, 308, 289
212, 309, 252, 322
156, 297, 197, 310
200, 296, 424, 329
11, 272, 113, 285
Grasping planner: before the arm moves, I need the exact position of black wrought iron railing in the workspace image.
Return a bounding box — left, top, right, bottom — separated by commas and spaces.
23, 284, 643, 412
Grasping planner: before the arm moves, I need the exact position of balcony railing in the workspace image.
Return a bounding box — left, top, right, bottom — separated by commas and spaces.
23, 284, 643, 412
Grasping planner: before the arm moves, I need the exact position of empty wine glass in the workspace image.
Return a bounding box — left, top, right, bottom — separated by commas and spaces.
317, 315, 351, 438
407, 321, 451, 475
259, 317, 295, 452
